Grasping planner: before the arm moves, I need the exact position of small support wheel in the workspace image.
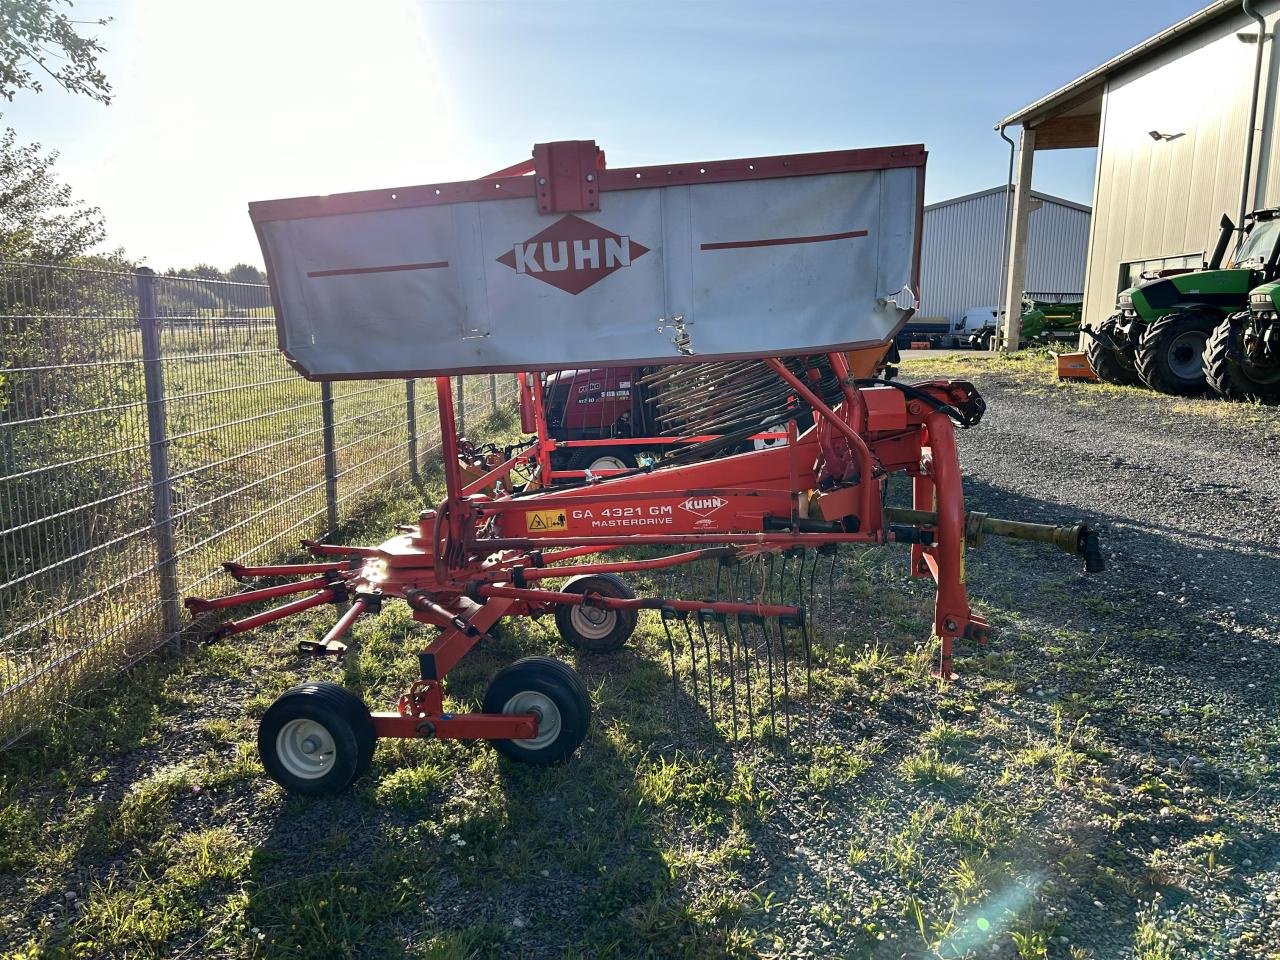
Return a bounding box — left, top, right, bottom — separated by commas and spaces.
257, 682, 376, 795
554, 573, 637, 652
482, 656, 590, 765
567, 447, 637, 473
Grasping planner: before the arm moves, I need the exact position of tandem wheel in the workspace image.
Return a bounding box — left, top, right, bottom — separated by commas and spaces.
554, 573, 637, 652
483, 656, 591, 765
258, 682, 377, 795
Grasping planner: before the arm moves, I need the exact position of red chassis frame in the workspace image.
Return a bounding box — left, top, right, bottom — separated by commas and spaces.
187, 351, 992, 745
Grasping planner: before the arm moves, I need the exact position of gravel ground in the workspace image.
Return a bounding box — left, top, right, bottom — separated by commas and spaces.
734, 358, 1280, 958
3, 358, 1278, 959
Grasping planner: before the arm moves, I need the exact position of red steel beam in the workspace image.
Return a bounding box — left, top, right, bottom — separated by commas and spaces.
213, 589, 336, 638
477, 584, 801, 619
372, 712, 538, 740
518, 547, 733, 581
223, 560, 351, 579
184, 576, 333, 614
321, 598, 368, 647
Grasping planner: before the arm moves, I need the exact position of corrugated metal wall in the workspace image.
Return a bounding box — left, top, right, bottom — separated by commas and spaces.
920, 189, 1091, 321
1083, 0, 1280, 327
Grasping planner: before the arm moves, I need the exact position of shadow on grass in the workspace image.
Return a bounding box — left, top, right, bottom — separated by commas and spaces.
238, 622, 779, 959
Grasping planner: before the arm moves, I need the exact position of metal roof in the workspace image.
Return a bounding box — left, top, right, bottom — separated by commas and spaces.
994, 0, 1241, 129
925, 185, 1092, 215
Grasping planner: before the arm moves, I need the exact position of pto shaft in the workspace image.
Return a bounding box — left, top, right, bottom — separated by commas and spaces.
884, 507, 1104, 573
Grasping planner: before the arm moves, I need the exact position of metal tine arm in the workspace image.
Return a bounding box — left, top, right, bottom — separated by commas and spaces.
185, 575, 335, 614
660, 607, 684, 739
206, 588, 337, 644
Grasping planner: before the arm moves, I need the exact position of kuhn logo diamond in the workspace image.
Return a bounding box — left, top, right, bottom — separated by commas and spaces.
680, 496, 727, 518
497, 214, 649, 295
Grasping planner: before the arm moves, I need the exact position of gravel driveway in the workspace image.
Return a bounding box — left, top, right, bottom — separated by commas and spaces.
725, 358, 1280, 958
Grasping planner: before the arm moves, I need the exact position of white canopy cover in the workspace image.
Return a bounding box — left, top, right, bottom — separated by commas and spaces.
251, 142, 925, 380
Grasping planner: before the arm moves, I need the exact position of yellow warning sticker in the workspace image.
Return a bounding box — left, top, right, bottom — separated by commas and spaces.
524, 509, 568, 532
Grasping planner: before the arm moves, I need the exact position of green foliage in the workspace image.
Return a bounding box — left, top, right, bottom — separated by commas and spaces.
0, 0, 112, 103
227, 262, 268, 285
0, 125, 105, 261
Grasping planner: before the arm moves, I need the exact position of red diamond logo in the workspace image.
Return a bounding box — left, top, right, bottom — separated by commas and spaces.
497, 214, 650, 295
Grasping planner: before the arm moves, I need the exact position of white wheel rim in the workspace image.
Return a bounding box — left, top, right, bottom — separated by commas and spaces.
588, 455, 629, 471
570, 602, 617, 641
753, 435, 788, 451
276, 718, 337, 780
503, 690, 562, 750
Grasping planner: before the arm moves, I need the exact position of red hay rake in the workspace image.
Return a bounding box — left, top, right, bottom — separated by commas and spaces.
187, 141, 1103, 794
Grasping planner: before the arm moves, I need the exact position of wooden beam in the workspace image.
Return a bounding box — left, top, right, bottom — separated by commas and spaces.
1033, 114, 1101, 150
1001, 126, 1037, 351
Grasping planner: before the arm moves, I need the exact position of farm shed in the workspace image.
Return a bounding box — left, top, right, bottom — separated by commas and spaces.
995, 0, 1280, 346
919, 186, 1090, 324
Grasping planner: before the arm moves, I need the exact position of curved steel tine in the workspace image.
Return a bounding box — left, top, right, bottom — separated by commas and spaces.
736, 614, 755, 743
694, 613, 716, 726
757, 616, 777, 747
661, 609, 682, 741
777, 614, 792, 747
773, 547, 783, 609
681, 615, 700, 713
801, 614, 814, 748
714, 611, 739, 743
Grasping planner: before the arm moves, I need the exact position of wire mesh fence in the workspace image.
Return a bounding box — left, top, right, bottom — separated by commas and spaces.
0, 260, 517, 744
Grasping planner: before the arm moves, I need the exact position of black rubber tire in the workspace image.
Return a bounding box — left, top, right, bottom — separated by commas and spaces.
1084, 314, 1142, 386
258, 682, 376, 795
567, 447, 637, 473
482, 656, 590, 765
553, 573, 638, 652
1204, 314, 1280, 404
1135, 309, 1218, 395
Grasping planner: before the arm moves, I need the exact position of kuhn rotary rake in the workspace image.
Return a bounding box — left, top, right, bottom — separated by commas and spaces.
186, 140, 1103, 794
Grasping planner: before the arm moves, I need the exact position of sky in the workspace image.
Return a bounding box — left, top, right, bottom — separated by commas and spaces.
5, 0, 1208, 270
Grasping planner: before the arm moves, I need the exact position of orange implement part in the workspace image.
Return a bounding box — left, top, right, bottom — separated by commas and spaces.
844, 344, 892, 378
1056, 351, 1099, 381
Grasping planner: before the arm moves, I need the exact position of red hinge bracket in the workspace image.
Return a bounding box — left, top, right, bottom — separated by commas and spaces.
532, 140, 606, 214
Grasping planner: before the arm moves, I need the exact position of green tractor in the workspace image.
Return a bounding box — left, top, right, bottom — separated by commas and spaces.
1019, 298, 1082, 345
1086, 209, 1280, 395
1204, 224, 1280, 404
966, 297, 1081, 350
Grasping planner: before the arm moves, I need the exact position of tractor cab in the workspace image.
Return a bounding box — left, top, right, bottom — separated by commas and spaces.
1228, 208, 1280, 277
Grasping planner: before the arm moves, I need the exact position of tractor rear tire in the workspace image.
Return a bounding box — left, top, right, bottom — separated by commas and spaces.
1084, 314, 1142, 387
1204, 315, 1280, 404
1135, 309, 1217, 395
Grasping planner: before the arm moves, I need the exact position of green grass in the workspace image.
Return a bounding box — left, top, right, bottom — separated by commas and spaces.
0, 354, 1274, 958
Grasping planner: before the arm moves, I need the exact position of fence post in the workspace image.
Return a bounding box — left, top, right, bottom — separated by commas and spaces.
406, 379, 420, 482
137, 268, 182, 641
321, 381, 339, 535
489, 373, 497, 413
456, 375, 466, 436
